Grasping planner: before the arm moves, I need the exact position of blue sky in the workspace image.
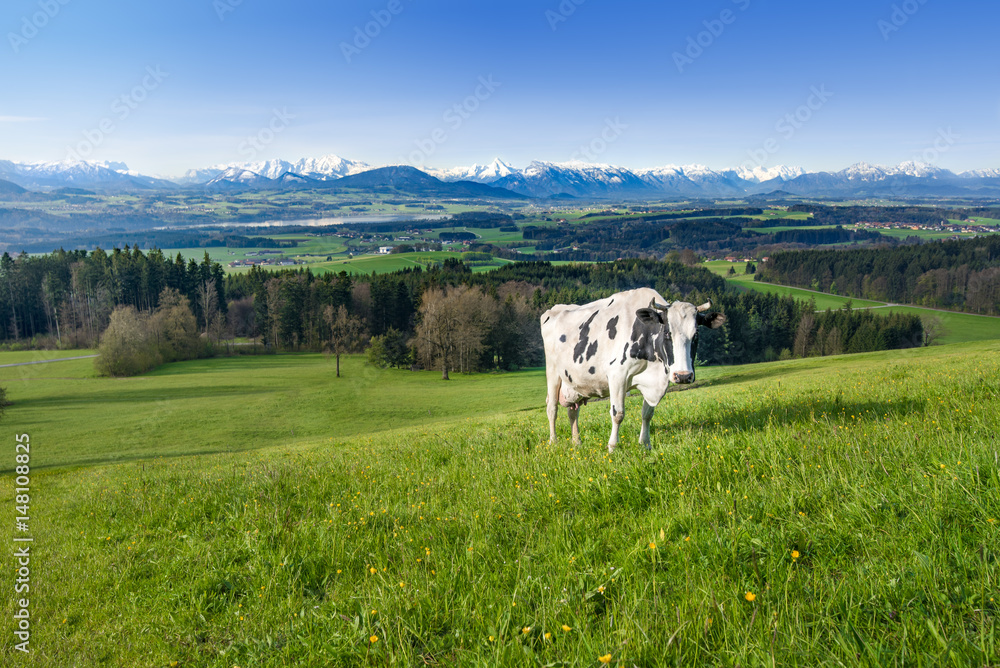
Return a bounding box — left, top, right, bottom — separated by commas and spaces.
2, 0, 997, 176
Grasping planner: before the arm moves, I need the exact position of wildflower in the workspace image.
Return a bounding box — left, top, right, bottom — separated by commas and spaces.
488, 635, 495, 642
597, 585, 605, 593
369, 567, 377, 574
562, 624, 572, 632
545, 632, 552, 640
745, 591, 756, 602
599, 654, 612, 664
791, 550, 800, 559
522, 626, 531, 634
369, 635, 378, 643
648, 542, 656, 550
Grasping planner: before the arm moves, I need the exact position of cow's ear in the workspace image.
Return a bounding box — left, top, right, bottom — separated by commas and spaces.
635, 308, 662, 324
697, 312, 726, 329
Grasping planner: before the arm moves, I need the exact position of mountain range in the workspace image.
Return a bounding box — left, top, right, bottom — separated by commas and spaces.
2, 155, 999, 200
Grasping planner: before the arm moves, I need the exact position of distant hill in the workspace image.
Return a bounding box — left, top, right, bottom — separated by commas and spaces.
326, 166, 526, 199
0, 179, 27, 195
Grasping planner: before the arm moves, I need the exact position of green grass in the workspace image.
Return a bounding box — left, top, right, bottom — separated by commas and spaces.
0, 353, 542, 470
1, 343, 999, 666
875, 306, 1000, 345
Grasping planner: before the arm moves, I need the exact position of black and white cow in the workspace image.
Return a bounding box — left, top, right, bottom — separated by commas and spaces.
540, 287, 725, 451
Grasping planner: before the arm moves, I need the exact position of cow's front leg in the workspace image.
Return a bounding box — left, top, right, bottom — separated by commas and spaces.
608, 385, 625, 452
639, 400, 655, 449
567, 405, 581, 444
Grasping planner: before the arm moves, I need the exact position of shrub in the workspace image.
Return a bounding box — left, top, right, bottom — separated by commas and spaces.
95, 306, 161, 377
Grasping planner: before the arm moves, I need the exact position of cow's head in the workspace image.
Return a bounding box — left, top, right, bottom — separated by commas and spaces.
634, 299, 726, 384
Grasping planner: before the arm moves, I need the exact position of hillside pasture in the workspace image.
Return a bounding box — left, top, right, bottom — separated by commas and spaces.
1, 342, 998, 666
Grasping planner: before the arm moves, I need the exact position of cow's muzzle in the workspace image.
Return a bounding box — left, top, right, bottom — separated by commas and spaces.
671, 371, 694, 384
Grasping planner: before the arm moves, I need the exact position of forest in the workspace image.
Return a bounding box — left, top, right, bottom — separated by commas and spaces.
0, 249, 925, 377
757, 235, 1000, 315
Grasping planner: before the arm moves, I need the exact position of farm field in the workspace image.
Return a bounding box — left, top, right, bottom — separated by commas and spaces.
1, 342, 998, 666
703, 261, 1000, 344
0, 353, 544, 470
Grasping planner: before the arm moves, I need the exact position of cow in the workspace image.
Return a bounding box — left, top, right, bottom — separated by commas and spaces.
540, 287, 725, 452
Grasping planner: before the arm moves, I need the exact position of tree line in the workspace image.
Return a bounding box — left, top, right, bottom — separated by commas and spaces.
757, 235, 1000, 314
0, 249, 926, 377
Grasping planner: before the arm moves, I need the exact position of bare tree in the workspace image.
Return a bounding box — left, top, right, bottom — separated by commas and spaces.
198, 278, 219, 339
324, 305, 366, 378
413, 285, 490, 380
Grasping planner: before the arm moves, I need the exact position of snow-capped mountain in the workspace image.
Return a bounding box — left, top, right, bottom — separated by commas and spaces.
428, 158, 518, 183
734, 164, 806, 183
490, 160, 655, 198
178, 154, 369, 186
1, 155, 998, 198
0, 159, 176, 190
204, 167, 276, 190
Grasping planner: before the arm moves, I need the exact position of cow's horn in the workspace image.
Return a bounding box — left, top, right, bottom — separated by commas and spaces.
649, 299, 670, 310
696, 301, 712, 312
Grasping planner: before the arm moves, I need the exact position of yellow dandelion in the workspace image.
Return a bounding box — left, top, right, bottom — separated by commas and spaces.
599, 654, 612, 664
488, 635, 495, 642
562, 624, 572, 632
522, 626, 531, 634
745, 591, 756, 602
791, 550, 800, 559
369, 634, 378, 643
648, 542, 656, 550
544, 632, 552, 640
369, 567, 377, 574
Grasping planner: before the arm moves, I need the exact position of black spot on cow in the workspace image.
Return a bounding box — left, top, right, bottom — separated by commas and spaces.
611, 405, 617, 416
564, 370, 573, 383
543, 316, 550, 324
608, 299, 614, 306
629, 309, 665, 362
585, 340, 598, 361
606, 315, 619, 340
620, 342, 628, 365
559, 334, 566, 343
588, 366, 595, 374
573, 311, 600, 364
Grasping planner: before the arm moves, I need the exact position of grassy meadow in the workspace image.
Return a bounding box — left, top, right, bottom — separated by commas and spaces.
1, 342, 999, 666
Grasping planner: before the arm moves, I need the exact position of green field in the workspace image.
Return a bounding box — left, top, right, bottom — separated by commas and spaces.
1, 343, 999, 666
703, 261, 1000, 344
0, 354, 543, 470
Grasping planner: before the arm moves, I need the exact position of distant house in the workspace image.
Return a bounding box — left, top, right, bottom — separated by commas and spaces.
378, 246, 392, 254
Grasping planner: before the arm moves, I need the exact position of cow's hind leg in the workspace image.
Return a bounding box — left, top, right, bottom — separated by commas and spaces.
639, 400, 655, 449
607, 383, 625, 452
567, 405, 581, 444
546, 374, 561, 443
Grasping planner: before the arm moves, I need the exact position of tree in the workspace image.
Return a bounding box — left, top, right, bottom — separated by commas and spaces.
413, 285, 490, 380
922, 315, 947, 346
149, 287, 201, 363
366, 327, 411, 369
324, 305, 366, 378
